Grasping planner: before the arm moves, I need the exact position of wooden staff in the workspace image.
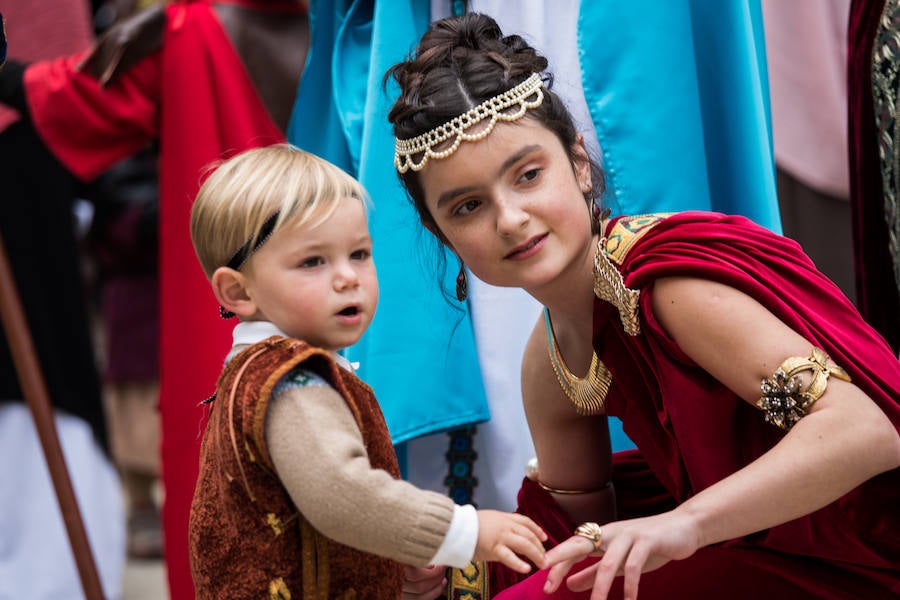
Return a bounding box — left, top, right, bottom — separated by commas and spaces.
0, 233, 104, 599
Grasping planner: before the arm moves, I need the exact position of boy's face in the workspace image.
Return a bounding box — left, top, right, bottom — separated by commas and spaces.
241, 198, 378, 351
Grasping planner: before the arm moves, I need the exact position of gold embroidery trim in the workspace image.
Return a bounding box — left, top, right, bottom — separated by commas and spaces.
301, 516, 330, 600
267, 513, 284, 536
268, 577, 291, 600
227, 346, 269, 502
604, 213, 672, 265
447, 560, 488, 599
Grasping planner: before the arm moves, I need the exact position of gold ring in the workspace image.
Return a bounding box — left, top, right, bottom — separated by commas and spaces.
573, 522, 603, 553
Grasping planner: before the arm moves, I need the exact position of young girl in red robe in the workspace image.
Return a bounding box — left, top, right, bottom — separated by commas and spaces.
389, 13, 900, 600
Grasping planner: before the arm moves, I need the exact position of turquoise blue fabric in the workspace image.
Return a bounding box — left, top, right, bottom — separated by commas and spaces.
578, 0, 780, 231
288, 0, 490, 445
577, 0, 779, 451
287, 0, 780, 452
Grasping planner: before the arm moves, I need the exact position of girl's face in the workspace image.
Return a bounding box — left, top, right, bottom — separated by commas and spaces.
241, 198, 378, 351
419, 118, 595, 297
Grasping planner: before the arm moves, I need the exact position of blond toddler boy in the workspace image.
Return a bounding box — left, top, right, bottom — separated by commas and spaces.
187, 144, 547, 599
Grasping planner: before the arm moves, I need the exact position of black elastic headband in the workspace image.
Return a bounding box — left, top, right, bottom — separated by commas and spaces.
224, 212, 280, 271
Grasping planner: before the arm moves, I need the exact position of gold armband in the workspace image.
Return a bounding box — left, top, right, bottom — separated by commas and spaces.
756, 347, 851, 431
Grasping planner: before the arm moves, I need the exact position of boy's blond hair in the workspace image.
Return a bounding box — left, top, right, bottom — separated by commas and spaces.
190, 144, 369, 279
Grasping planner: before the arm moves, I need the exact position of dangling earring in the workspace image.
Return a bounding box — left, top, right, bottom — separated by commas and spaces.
219, 305, 236, 319
591, 201, 611, 234
456, 265, 469, 302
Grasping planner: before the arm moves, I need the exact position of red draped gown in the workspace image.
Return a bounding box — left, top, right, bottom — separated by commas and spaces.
493, 212, 900, 599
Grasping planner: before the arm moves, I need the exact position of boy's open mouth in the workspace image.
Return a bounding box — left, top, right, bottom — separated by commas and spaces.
338, 306, 359, 316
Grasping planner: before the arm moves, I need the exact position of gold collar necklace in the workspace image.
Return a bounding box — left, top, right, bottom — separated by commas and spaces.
544, 309, 612, 415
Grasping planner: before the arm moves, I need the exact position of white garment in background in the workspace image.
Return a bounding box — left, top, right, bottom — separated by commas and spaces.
0, 403, 125, 600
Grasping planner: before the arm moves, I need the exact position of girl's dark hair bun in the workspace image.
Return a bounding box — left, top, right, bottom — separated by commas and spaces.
387, 13, 549, 132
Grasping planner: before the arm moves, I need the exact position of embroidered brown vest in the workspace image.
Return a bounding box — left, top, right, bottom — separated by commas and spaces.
189, 336, 404, 599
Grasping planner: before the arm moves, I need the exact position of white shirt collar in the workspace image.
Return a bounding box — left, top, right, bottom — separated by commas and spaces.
226, 320, 355, 372
231, 320, 285, 348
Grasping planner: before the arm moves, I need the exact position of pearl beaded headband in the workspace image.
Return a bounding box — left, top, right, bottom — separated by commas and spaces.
394, 72, 545, 173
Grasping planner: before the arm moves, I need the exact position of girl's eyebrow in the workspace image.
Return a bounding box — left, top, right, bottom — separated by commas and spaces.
498, 144, 541, 176
437, 185, 477, 208
436, 144, 542, 208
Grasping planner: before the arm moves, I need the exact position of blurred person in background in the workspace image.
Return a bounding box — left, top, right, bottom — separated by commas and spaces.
85, 0, 164, 563
0, 2, 126, 597
0, 1, 310, 596
762, 0, 856, 303
87, 143, 163, 560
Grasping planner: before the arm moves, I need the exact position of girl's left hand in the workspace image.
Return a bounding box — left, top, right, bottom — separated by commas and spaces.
542, 511, 701, 600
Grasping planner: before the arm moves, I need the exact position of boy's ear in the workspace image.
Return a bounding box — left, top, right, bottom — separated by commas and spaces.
211, 267, 257, 319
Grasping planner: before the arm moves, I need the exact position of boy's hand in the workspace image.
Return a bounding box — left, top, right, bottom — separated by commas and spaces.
402, 564, 446, 600
473, 510, 548, 573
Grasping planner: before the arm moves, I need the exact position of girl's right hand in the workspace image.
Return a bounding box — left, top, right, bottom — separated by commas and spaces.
543, 511, 700, 600
473, 510, 548, 573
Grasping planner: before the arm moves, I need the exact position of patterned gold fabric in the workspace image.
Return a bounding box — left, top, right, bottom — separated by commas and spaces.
447, 560, 489, 599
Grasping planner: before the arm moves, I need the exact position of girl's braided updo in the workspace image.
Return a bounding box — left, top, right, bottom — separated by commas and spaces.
386, 13, 604, 234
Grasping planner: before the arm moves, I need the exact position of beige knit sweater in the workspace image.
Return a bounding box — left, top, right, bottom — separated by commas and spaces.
265, 382, 459, 567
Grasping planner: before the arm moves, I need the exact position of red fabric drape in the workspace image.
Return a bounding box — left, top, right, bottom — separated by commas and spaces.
24, 3, 285, 596
0, 0, 93, 132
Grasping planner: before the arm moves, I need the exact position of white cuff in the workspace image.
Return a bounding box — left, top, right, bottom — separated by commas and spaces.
429, 503, 478, 568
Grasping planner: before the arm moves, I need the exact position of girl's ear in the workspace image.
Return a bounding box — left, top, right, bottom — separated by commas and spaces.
571, 134, 592, 194
211, 267, 257, 319
423, 219, 455, 252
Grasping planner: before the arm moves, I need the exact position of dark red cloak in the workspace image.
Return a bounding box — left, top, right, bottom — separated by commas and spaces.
494, 212, 899, 598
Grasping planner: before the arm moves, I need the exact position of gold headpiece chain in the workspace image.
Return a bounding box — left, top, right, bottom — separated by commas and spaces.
394, 73, 544, 173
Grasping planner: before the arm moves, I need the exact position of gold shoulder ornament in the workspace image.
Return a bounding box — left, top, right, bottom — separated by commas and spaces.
593, 238, 641, 336
592, 213, 671, 336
